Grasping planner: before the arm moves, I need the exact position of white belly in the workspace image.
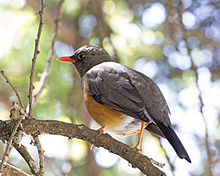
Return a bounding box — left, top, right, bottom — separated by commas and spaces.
106, 116, 144, 136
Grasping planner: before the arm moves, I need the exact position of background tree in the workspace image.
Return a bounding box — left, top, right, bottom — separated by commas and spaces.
0, 0, 220, 175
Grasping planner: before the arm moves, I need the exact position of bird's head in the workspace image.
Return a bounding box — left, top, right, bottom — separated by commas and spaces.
57, 45, 112, 77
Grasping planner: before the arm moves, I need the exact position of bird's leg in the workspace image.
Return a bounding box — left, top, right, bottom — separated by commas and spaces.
96, 126, 106, 138
134, 122, 146, 153
90, 126, 106, 150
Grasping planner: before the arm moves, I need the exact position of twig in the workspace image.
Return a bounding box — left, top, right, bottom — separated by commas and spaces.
0, 70, 24, 109
0, 105, 25, 173
178, 2, 212, 176
32, 0, 65, 104
33, 137, 44, 176
194, 74, 212, 176
149, 157, 165, 168
26, 0, 88, 48
0, 110, 38, 175
191, 64, 213, 176
0, 118, 166, 176
2, 163, 30, 176
28, 0, 45, 117
159, 139, 175, 176
27, 0, 46, 175
13, 143, 38, 175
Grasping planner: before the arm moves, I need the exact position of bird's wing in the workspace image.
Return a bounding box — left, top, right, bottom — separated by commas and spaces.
85, 62, 171, 127
85, 62, 191, 163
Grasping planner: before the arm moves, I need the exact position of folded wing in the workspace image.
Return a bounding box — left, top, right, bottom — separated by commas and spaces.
86, 62, 191, 162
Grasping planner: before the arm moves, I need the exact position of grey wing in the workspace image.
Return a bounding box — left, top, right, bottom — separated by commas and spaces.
86, 64, 191, 163
127, 70, 191, 162
86, 65, 170, 126
129, 69, 172, 127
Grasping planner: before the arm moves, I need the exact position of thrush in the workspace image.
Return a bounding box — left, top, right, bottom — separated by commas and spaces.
57, 45, 191, 163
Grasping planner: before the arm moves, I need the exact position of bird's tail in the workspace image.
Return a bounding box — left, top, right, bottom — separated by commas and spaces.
156, 121, 191, 163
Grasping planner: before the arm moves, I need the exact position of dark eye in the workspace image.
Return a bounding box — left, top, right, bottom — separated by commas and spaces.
78, 52, 86, 60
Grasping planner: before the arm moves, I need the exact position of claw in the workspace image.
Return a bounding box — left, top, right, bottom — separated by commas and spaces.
90, 126, 106, 150
96, 126, 105, 138
133, 144, 142, 153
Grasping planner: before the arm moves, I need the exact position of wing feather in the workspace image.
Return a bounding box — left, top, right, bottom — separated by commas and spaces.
85, 62, 170, 125
84, 62, 191, 162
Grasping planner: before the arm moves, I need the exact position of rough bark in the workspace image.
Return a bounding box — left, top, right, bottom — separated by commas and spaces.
2, 163, 30, 176
0, 119, 166, 176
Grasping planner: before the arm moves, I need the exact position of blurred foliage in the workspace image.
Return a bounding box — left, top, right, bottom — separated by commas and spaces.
1, 0, 220, 176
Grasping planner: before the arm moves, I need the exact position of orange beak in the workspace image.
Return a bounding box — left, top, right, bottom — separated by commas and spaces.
56, 56, 75, 63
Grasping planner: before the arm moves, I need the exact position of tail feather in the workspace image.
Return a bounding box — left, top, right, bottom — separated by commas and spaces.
145, 123, 165, 138
156, 121, 191, 163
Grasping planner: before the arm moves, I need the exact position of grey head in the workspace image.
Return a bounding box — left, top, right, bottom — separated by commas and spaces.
57, 45, 112, 77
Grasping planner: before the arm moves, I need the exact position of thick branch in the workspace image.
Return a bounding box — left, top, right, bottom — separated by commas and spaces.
0, 119, 166, 176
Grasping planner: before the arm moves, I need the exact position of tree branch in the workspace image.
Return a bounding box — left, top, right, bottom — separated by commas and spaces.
13, 143, 38, 175
28, 0, 45, 117
159, 139, 175, 176
32, 0, 65, 105
0, 119, 166, 176
33, 137, 44, 176
2, 163, 30, 176
27, 1, 45, 175
178, 2, 213, 176
26, 0, 88, 48
0, 70, 24, 110
0, 103, 25, 174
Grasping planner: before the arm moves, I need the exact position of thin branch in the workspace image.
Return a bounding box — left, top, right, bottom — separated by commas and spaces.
30, 1, 66, 171
33, 137, 44, 176
0, 119, 166, 176
0, 104, 40, 175
26, 0, 88, 48
178, 2, 212, 176
27, 1, 45, 175
0, 107, 38, 175
13, 143, 38, 175
0, 104, 25, 173
0, 70, 24, 109
190, 65, 213, 176
159, 139, 175, 176
28, 0, 45, 117
193, 68, 213, 176
32, 0, 65, 104
2, 163, 30, 176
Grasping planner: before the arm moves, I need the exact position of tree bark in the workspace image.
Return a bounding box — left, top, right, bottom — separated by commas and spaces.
0, 119, 166, 176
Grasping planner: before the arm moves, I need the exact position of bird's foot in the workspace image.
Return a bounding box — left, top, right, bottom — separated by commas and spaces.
90, 126, 106, 150
133, 143, 142, 153
96, 126, 105, 138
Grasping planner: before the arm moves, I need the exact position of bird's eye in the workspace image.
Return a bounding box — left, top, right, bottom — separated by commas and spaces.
77, 52, 86, 60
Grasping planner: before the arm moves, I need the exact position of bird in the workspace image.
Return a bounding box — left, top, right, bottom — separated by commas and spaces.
57, 45, 191, 163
